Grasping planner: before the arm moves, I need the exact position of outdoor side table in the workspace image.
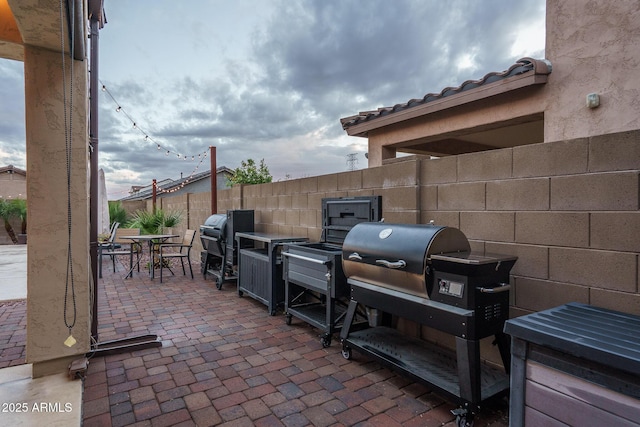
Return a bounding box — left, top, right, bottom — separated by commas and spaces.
504, 302, 640, 427
235, 232, 307, 315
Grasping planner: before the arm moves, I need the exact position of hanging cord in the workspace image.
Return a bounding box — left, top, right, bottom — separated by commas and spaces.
60, 0, 77, 333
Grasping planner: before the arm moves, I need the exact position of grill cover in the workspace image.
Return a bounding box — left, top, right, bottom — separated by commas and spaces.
200, 214, 227, 239
342, 222, 470, 299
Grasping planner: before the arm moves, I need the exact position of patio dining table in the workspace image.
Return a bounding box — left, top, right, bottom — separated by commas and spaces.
120, 233, 179, 279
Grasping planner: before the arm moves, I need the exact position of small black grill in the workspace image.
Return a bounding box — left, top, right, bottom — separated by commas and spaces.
282, 196, 382, 347
200, 210, 254, 289
338, 222, 516, 424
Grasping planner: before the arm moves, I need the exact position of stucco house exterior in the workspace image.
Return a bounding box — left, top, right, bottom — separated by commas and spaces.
0, 164, 26, 199
341, 1, 639, 167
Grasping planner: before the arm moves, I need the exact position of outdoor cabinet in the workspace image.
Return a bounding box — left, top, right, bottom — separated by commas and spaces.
504, 303, 640, 427
236, 232, 307, 315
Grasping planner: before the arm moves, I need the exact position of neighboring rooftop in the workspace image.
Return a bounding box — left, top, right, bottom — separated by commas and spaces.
0, 164, 27, 176
341, 57, 552, 137
119, 167, 233, 201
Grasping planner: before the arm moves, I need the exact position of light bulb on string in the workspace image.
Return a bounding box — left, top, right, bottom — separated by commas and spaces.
100, 79, 212, 168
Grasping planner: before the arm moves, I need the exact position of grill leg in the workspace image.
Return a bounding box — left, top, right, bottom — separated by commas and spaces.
339, 300, 358, 342
456, 336, 481, 412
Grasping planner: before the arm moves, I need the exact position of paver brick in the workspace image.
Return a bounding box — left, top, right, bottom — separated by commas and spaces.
52, 258, 511, 426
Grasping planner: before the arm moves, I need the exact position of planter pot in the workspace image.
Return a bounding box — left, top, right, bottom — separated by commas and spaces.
17, 234, 27, 244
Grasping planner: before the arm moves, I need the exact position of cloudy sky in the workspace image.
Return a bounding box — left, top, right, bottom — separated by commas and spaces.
0, 0, 545, 199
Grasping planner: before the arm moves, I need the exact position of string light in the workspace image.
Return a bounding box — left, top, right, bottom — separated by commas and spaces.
99, 80, 216, 198
99, 79, 207, 162
155, 150, 209, 195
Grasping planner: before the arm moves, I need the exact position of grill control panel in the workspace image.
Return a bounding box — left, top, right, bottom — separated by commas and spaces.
438, 278, 464, 298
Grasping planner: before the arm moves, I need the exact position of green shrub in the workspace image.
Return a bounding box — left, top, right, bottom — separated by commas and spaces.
108, 201, 128, 228
126, 208, 182, 234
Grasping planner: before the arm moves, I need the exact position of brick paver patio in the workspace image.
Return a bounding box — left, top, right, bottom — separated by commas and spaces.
1, 256, 509, 426
0, 300, 27, 368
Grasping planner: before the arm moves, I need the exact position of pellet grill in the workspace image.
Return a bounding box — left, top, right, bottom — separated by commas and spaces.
199, 210, 254, 289
338, 222, 517, 426
282, 196, 381, 347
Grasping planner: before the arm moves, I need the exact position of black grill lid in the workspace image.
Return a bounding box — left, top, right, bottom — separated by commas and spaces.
341, 222, 470, 299
200, 214, 227, 237
321, 196, 382, 244
342, 222, 470, 276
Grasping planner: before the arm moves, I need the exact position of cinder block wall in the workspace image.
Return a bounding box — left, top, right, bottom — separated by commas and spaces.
421, 130, 640, 317
162, 130, 640, 320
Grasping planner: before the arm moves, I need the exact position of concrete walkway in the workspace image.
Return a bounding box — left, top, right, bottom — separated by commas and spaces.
0, 245, 27, 301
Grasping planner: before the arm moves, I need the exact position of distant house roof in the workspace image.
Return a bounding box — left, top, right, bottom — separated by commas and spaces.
340, 57, 552, 137
0, 165, 27, 176
119, 167, 233, 201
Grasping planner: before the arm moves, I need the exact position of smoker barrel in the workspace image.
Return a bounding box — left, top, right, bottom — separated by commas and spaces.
200, 214, 227, 239
200, 210, 254, 289
339, 222, 517, 423
342, 222, 470, 299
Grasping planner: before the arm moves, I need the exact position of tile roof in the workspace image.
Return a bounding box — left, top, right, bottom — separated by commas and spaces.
340, 57, 552, 131
0, 164, 27, 176
119, 167, 233, 201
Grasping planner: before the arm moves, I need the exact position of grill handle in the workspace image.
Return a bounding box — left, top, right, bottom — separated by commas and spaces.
375, 259, 407, 269
479, 283, 511, 293
348, 252, 363, 261
282, 252, 330, 265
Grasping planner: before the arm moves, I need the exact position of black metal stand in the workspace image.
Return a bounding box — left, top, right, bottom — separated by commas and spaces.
339, 280, 511, 426
89, 335, 162, 357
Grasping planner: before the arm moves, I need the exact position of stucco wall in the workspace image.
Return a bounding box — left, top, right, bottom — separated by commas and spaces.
24, 46, 91, 377
363, 1, 640, 168
543, 0, 640, 142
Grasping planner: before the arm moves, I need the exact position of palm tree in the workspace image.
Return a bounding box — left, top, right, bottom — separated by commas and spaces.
0, 198, 19, 244
12, 198, 27, 235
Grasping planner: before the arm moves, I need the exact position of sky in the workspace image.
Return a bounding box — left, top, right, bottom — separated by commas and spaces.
0, 0, 545, 199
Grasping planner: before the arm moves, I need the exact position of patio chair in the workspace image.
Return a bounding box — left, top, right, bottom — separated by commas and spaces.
99, 228, 141, 278
158, 229, 196, 283
99, 222, 120, 251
